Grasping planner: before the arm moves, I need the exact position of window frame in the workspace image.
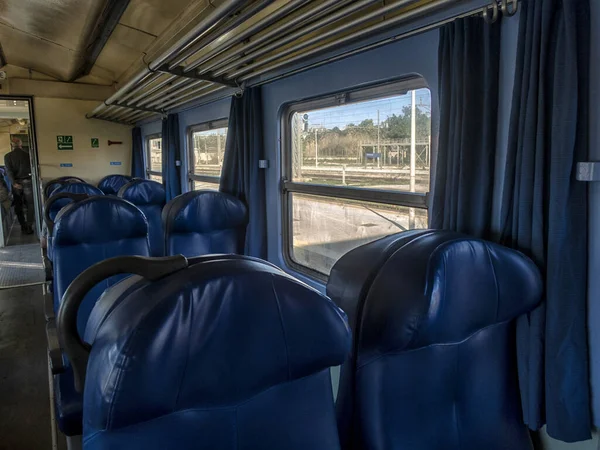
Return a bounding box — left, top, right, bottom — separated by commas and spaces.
145, 133, 163, 181
281, 78, 431, 281
187, 118, 228, 190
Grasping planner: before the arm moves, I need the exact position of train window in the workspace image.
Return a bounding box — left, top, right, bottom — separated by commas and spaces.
188, 118, 228, 190
282, 79, 431, 278
146, 134, 163, 183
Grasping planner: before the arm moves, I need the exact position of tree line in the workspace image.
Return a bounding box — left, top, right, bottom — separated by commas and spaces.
298, 105, 431, 160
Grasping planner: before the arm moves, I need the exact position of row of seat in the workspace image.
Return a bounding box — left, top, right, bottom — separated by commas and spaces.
43, 177, 248, 259
51, 229, 542, 449
43, 174, 133, 199
40, 175, 248, 436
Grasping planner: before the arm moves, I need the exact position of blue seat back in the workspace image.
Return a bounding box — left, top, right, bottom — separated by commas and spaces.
45, 177, 86, 198
48, 183, 104, 223
53, 196, 150, 335
46, 184, 105, 263
82, 255, 350, 449
118, 180, 166, 256
97, 174, 132, 196
328, 231, 542, 450
0, 166, 11, 192
162, 191, 248, 257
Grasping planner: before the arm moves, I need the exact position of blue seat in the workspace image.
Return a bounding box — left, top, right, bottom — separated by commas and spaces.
52, 196, 150, 436
45, 183, 104, 262
0, 166, 12, 192
118, 180, 166, 256
47, 183, 104, 224
44, 177, 86, 199
97, 174, 132, 195
327, 230, 543, 450
78, 255, 350, 449
162, 191, 248, 257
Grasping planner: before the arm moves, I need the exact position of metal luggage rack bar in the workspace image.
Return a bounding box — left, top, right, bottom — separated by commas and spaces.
88, 0, 520, 125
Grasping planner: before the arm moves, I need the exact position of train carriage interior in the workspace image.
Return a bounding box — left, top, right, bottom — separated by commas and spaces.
0, 0, 598, 449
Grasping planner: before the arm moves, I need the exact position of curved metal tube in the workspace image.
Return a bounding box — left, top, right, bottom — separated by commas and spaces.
57, 255, 189, 392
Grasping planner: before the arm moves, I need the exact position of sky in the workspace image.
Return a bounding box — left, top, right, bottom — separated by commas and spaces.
300, 88, 431, 130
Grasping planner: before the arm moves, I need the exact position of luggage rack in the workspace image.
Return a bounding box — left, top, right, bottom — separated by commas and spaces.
87, 0, 520, 125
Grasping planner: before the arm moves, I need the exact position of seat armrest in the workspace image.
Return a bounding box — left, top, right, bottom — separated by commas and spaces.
43, 256, 53, 282
46, 319, 65, 374
43, 282, 54, 320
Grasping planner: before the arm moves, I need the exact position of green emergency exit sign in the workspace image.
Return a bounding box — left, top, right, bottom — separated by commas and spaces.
91, 138, 99, 148
57, 135, 73, 150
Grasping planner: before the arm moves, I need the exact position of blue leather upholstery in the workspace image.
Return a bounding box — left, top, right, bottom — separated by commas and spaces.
48, 183, 104, 223
118, 180, 166, 256
44, 177, 85, 198
82, 255, 350, 449
46, 183, 104, 262
52, 196, 150, 436
328, 230, 543, 450
97, 174, 132, 196
162, 191, 248, 257
0, 166, 11, 192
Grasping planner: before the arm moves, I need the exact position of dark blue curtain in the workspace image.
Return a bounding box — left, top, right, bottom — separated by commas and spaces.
131, 127, 145, 178
430, 17, 501, 238
500, 0, 591, 442
161, 114, 182, 201
219, 88, 267, 259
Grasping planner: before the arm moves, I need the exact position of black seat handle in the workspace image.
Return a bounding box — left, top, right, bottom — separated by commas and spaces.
57, 255, 188, 393
44, 193, 90, 235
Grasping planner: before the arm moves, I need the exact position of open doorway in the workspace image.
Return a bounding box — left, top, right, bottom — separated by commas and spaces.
0, 96, 44, 288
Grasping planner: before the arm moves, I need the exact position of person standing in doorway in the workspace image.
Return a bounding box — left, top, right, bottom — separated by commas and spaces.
4, 138, 34, 234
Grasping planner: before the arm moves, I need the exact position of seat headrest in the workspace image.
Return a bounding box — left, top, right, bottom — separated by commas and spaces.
53, 196, 148, 246
162, 190, 247, 234
331, 231, 542, 364
84, 256, 351, 430
98, 174, 132, 195
51, 182, 103, 198
47, 180, 84, 197
118, 179, 165, 206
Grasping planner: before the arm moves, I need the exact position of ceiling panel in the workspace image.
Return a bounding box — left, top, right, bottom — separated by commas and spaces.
94, 23, 158, 80
111, 23, 156, 52
0, 0, 106, 50
0, 24, 83, 81
119, 0, 195, 37
0, 0, 108, 80
94, 41, 146, 82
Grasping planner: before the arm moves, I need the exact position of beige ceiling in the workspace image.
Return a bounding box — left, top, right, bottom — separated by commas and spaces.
0, 0, 201, 84
94, 0, 194, 82
0, 0, 106, 81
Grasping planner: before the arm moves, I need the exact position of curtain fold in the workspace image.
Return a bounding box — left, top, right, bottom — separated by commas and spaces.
500, 0, 591, 442
131, 127, 145, 178
219, 88, 267, 259
161, 114, 182, 201
430, 17, 501, 238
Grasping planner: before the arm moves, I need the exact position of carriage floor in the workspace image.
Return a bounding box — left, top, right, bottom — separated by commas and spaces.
0, 285, 52, 450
